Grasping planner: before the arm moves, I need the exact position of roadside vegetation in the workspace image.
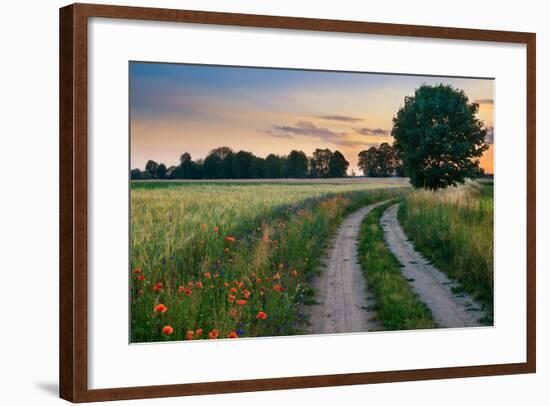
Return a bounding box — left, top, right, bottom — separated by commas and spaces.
398, 181, 494, 312
130, 182, 407, 342
357, 202, 435, 331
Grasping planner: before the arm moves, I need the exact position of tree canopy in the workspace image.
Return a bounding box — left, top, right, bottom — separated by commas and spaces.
130, 147, 350, 180
392, 84, 489, 190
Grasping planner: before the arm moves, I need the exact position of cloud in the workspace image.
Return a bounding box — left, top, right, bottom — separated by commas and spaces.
264, 121, 372, 147
474, 98, 494, 105
354, 127, 390, 136
317, 115, 363, 123
485, 126, 494, 144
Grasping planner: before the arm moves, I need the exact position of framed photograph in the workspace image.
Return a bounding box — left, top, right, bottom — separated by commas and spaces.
59, 3, 536, 402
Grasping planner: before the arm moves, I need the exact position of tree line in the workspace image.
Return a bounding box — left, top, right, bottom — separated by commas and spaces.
131, 147, 351, 180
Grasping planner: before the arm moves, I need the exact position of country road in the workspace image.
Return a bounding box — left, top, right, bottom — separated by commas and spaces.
380, 204, 485, 328
305, 201, 388, 334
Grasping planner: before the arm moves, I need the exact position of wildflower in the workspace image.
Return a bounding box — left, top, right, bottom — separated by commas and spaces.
208, 329, 219, 339
136, 275, 145, 281
236, 299, 247, 306
262, 234, 270, 242
242, 289, 251, 299
210, 284, 215, 289
153, 282, 163, 292
224, 236, 236, 243
204, 272, 212, 279
291, 270, 298, 277
256, 311, 267, 320
196, 328, 203, 337
186, 330, 194, 340
228, 331, 238, 339
273, 284, 284, 292
133, 268, 142, 274
224, 282, 230, 287
187, 281, 194, 287
228, 294, 236, 303
195, 281, 203, 288
201, 223, 206, 231
259, 287, 265, 296
162, 325, 174, 335
179, 286, 192, 296
229, 287, 237, 294
154, 304, 168, 313
213, 226, 219, 233
236, 328, 245, 336
255, 278, 262, 284
278, 263, 284, 270
273, 273, 281, 280
228, 308, 238, 318
224, 248, 230, 253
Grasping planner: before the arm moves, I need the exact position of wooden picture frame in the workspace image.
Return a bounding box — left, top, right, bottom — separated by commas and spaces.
59, 3, 536, 402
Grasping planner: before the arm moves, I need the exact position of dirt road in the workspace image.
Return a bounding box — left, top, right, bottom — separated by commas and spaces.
305, 201, 387, 334
380, 204, 484, 328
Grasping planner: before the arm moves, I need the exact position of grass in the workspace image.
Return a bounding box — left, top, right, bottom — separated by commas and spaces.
130, 182, 408, 342
398, 181, 494, 311
357, 202, 435, 331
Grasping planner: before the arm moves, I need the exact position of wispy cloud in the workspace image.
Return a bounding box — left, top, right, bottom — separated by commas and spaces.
354, 127, 390, 136
264, 121, 372, 147
317, 115, 363, 123
475, 98, 494, 105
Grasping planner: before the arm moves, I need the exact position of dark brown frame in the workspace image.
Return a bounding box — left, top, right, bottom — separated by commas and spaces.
59, 3, 536, 402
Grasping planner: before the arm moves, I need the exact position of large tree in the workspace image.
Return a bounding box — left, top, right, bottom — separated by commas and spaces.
392, 84, 488, 190
328, 150, 349, 177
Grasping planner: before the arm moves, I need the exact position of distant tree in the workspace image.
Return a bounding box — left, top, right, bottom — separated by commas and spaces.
250, 157, 265, 179
220, 151, 235, 179
328, 150, 349, 177
232, 150, 255, 179
358, 147, 380, 177
310, 148, 332, 178
264, 154, 284, 178
130, 168, 142, 180
202, 153, 222, 179
175, 152, 201, 179
284, 150, 308, 178
155, 163, 167, 179
392, 84, 488, 190
145, 160, 159, 178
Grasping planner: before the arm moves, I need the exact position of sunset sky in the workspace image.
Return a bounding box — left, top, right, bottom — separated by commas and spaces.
130, 62, 494, 175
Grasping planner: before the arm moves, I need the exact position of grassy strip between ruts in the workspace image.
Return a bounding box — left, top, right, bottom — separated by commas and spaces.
357, 201, 435, 331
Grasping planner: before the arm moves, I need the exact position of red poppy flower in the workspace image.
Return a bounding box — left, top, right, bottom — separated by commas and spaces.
204, 272, 212, 279
195, 281, 203, 288
228, 331, 238, 339
153, 282, 163, 292
255, 278, 262, 284
229, 287, 237, 294
256, 311, 267, 320
136, 275, 145, 281
228, 294, 236, 303
208, 329, 218, 339
186, 330, 194, 340
242, 289, 251, 299
201, 223, 206, 231
262, 234, 270, 242
273, 284, 284, 292
196, 328, 203, 337
154, 304, 168, 313
291, 270, 298, 277
236, 299, 247, 306
224, 236, 236, 243
213, 226, 219, 233
162, 325, 174, 335
273, 273, 281, 280
133, 268, 142, 274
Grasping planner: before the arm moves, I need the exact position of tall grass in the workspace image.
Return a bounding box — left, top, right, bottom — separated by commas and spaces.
398, 181, 493, 306
357, 203, 435, 331
130, 182, 407, 342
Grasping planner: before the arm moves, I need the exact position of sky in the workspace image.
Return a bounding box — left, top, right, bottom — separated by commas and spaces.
130, 62, 494, 175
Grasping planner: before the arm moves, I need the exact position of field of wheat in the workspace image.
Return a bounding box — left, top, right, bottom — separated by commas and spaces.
130, 181, 406, 342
